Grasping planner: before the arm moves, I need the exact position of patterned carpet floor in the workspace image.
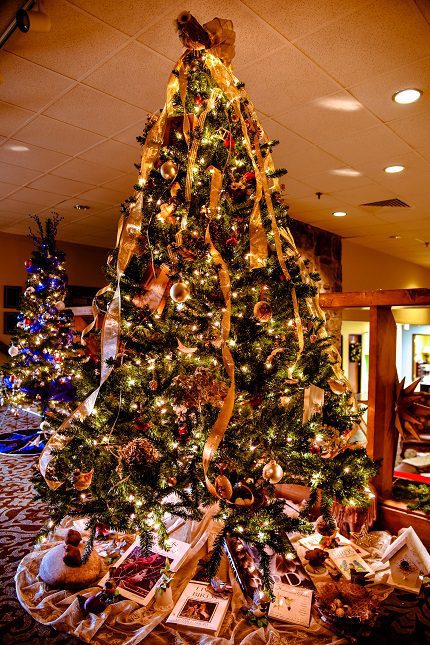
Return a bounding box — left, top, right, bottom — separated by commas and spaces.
0, 452, 79, 644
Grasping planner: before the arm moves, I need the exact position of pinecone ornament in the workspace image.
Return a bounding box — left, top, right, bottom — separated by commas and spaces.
119, 438, 161, 467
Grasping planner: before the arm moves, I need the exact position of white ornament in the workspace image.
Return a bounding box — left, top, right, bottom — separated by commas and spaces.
8, 345, 19, 357
55, 301, 66, 310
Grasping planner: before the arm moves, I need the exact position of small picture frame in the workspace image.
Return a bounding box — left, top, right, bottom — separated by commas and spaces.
4, 285, 22, 309
3, 312, 19, 334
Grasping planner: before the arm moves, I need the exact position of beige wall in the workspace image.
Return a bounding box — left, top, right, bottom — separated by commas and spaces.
343, 240, 430, 291
0, 232, 109, 344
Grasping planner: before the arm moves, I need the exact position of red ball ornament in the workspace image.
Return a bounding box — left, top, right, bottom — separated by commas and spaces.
310, 444, 321, 454
243, 171, 255, 182
226, 233, 239, 247
134, 419, 150, 432
194, 95, 203, 105
25, 259, 32, 268
178, 425, 188, 437
24, 317, 32, 326
223, 136, 235, 150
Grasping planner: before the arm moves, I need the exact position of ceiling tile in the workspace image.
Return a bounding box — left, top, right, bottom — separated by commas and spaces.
349, 56, 430, 122
0, 51, 73, 112
240, 44, 340, 115
29, 174, 95, 196
68, 0, 171, 36
283, 144, 342, 178
333, 181, 397, 206
78, 186, 128, 205
0, 102, 35, 137
51, 158, 123, 184
0, 197, 36, 216
138, 0, 286, 70
258, 114, 314, 158
83, 42, 172, 111
102, 173, 137, 193
368, 205, 430, 223
275, 90, 380, 145
0, 140, 71, 171
14, 115, 104, 156
40, 197, 112, 218
319, 125, 411, 169
0, 181, 18, 199
9, 186, 66, 207
294, 0, 430, 86
242, 0, 369, 41
300, 169, 373, 193
0, 162, 41, 186
4, 0, 128, 80
387, 110, 430, 149
79, 139, 139, 172
113, 120, 149, 146
44, 85, 147, 136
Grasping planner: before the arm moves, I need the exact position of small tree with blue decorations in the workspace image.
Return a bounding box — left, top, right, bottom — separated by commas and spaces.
3, 215, 76, 420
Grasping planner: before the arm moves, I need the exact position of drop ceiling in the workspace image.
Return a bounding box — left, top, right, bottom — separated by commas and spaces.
1, 0, 430, 266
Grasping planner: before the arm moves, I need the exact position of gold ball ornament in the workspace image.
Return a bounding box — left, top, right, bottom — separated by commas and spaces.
170, 282, 190, 303
262, 460, 284, 484
215, 474, 233, 500
253, 300, 272, 322
160, 160, 178, 180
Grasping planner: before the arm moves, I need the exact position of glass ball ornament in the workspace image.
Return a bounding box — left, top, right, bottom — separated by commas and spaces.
8, 345, 19, 357
24, 259, 32, 269
262, 459, 284, 484
55, 301, 66, 310
160, 160, 178, 180
170, 282, 190, 303
253, 300, 272, 322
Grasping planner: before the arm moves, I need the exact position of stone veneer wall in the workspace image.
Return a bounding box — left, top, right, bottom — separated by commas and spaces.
289, 219, 342, 346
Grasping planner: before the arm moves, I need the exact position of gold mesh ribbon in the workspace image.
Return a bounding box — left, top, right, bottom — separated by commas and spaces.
202, 167, 236, 499
39, 59, 184, 488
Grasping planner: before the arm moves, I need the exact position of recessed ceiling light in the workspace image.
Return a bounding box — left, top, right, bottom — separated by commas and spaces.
384, 165, 405, 174
74, 204, 90, 210
392, 88, 422, 104
332, 211, 347, 217
7, 144, 29, 152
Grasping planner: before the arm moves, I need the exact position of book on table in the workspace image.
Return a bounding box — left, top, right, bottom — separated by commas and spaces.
166, 581, 231, 636
99, 536, 190, 606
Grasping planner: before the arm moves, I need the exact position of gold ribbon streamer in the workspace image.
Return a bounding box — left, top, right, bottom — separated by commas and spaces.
80, 285, 112, 344
202, 167, 236, 499
39, 59, 184, 487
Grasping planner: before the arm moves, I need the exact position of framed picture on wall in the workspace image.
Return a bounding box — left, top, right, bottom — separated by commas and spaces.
3, 312, 19, 334
65, 286, 98, 307
4, 285, 22, 309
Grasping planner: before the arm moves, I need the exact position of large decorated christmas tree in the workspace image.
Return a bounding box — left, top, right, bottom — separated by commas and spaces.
37, 14, 377, 583
3, 215, 76, 419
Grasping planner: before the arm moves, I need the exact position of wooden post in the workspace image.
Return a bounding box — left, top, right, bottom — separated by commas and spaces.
367, 306, 398, 497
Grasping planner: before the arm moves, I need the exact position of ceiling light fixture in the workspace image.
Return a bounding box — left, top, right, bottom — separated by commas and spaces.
389, 235, 401, 239
332, 211, 347, 217
74, 204, 90, 210
392, 88, 422, 104
384, 165, 405, 174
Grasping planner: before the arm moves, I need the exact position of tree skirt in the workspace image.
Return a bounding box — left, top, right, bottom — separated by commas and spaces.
15, 517, 344, 645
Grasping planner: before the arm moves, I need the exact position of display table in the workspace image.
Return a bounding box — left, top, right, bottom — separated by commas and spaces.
15, 514, 392, 644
